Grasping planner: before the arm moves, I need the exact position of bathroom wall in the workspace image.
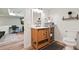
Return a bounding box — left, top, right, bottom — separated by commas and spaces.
47, 8, 79, 41
24, 9, 32, 48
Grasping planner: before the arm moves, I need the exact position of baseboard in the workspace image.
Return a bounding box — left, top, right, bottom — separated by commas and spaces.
55, 40, 65, 45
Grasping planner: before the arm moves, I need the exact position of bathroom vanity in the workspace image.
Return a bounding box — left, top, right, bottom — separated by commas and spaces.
31, 27, 54, 49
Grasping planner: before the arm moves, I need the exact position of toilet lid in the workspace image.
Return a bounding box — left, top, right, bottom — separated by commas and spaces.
63, 37, 75, 41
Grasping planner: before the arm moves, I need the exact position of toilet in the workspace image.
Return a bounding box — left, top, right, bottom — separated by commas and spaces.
63, 31, 77, 50
63, 37, 76, 50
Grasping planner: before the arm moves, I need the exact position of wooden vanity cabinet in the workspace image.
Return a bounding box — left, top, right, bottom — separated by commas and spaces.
31, 27, 54, 49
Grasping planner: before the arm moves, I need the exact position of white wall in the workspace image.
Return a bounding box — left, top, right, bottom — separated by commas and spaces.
0, 16, 22, 34
24, 9, 32, 48
0, 16, 21, 26
47, 8, 79, 41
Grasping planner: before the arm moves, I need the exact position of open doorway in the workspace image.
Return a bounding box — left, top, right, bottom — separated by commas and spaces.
0, 8, 25, 50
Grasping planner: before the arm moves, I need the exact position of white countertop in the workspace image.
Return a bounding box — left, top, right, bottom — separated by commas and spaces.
32, 27, 49, 29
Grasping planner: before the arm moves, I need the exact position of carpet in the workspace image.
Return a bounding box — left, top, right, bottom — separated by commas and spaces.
42, 41, 64, 50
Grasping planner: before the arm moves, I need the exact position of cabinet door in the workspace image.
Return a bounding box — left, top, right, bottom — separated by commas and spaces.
38, 29, 49, 42
38, 29, 44, 42
42, 29, 49, 39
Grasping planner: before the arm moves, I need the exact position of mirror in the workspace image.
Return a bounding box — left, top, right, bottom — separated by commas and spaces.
32, 9, 42, 27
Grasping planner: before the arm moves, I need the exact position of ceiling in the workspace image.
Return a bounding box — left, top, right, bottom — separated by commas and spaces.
0, 8, 26, 17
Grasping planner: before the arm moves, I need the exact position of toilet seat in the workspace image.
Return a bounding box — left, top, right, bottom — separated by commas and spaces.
63, 37, 76, 46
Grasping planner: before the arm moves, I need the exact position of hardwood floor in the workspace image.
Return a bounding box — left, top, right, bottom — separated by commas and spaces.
0, 32, 24, 50
0, 40, 24, 50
